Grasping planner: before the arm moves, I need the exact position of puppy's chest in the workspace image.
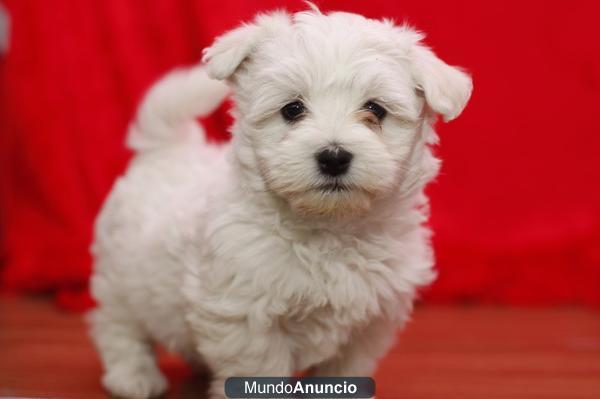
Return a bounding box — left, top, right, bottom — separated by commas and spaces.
274, 233, 401, 325
199, 222, 404, 337
270, 234, 400, 368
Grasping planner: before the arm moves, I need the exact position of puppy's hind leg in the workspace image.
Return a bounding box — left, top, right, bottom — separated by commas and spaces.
88, 302, 168, 399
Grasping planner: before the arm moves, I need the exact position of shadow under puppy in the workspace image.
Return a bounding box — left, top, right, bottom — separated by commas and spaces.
89, 5, 472, 399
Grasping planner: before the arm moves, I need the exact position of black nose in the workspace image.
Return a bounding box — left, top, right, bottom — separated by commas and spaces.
316, 148, 353, 177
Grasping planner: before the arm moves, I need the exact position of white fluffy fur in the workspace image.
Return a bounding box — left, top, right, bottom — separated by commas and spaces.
89, 7, 471, 399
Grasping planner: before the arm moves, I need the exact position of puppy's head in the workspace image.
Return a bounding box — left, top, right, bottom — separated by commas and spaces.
203, 7, 472, 218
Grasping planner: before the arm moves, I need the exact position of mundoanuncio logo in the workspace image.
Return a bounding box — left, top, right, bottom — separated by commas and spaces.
225, 377, 375, 398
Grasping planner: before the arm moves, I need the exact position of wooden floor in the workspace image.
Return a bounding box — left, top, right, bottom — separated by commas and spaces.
1, 297, 599, 399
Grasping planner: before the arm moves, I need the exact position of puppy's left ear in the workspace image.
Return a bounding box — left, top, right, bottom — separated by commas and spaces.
411, 44, 473, 121
202, 12, 292, 81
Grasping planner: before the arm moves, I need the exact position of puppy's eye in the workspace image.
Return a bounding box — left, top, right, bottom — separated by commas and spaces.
281, 101, 306, 123
363, 101, 387, 121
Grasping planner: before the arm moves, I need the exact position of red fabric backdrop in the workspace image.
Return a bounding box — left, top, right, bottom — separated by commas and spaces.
1, 0, 599, 310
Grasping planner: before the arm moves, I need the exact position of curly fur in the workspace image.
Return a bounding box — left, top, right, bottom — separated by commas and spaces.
89, 7, 471, 399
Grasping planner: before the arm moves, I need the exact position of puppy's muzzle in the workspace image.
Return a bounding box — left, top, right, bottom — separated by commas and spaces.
316, 146, 353, 177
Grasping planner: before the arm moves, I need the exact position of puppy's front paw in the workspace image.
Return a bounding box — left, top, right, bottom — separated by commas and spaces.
102, 366, 168, 399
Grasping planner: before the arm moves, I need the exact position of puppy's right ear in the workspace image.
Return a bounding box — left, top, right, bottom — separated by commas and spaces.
202, 12, 292, 80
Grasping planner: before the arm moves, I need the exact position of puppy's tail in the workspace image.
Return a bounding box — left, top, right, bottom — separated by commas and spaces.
127, 66, 229, 152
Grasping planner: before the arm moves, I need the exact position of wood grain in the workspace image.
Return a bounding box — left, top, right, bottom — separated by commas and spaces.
1, 297, 599, 399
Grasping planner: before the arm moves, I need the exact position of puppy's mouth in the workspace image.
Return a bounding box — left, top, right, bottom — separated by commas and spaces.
316, 182, 351, 193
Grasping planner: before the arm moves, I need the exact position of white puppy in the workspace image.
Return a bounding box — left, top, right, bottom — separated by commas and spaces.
89, 6, 471, 399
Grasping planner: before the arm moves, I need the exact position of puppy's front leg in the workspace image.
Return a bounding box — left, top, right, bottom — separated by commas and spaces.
191, 318, 294, 399
310, 317, 400, 399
